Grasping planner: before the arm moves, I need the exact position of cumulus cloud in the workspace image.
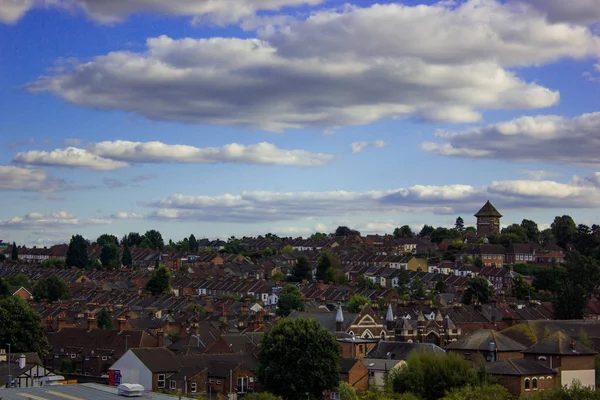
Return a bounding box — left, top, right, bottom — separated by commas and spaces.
518, 170, 562, 180
351, 140, 387, 154
13, 141, 334, 169
0, 0, 323, 24
0, 211, 111, 229
512, 0, 600, 25
111, 211, 144, 219
137, 174, 600, 224
26, 0, 600, 131
13, 147, 130, 170
421, 112, 600, 167
0, 165, 63, 191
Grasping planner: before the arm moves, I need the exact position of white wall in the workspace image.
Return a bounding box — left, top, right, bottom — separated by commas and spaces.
562, 369, 595, 389
109, 350, 152, 391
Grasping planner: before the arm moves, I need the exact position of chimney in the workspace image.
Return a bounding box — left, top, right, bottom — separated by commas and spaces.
221, 306, 228, 324
157, 328, 165, 347
241, 304, 248, 316
46, 316, 54, 331
192, 323, 200, 335
18, 354, 26, 370
336, 305, 344, 332
386, 304, 394, 331
87, 315, 96, 331
58, 313, 67, 330
571, 339, 576, 351
118, 317, 127, 331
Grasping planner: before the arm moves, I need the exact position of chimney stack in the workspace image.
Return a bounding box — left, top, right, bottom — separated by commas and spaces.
157, 328, 165, 347
58, 313, 67, 330
118, 317, 127, 331
18, 354, 26, 370
46, 316, 54, 332
87, 315, 96, 331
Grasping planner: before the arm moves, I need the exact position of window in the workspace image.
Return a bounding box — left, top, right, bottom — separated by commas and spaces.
169, 380, 176, 390
525, 378, 530, 390
532, 378, 538, 390
237, 377, 247, 393
190, 383, 197, 393
84, 372, 90, 376
369, 371, 375, 378
209, 378, 214, 384
157, 374, 165, 388
71, 354, 76, 359
546, 376, 553, 380
84, 356, 90, 361
102, 356, 108, 361
332, 392, 341, 400
216, 380, 221, 385
359, 345, 364, 353
537, 356, 547, 361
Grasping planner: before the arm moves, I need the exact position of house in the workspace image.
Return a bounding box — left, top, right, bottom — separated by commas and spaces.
361, 358, 404, 390
11, 286, 33, 301
522, 332, 597, 389
107, 348, 181, 391
406, 257, 428, 272
446, 329, 526, 362
475, 201, 502, 237
393, 311, 461, 346
0, 352, 59, 389
340, 359, 369, 391
505, 243, 536, 265
338, 337, 379, 360
487, 358, 557, 396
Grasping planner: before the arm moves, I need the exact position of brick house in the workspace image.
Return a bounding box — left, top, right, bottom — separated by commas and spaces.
446, 329, 526, 362
487, 358, 557, 396
340, 358, 369, 391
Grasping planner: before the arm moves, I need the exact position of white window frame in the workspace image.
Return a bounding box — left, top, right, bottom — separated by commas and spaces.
332, 392, 341, 400
169, 380, 176, 390
216, 380, 221, 385
71, 354, 76, 359
157, 374, 166, 388
102, 356, 108, 361
190, 383, 197, 393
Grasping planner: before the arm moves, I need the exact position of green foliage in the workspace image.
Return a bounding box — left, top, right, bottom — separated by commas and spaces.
419, 225, 435, 237
258, 318, 340, 400
395, 269, 411, 296
309, 232, 328, 240
276, 284, 304, 317
123, 232, 143, 247
410, 277, 426, 300
290, 255, 312, 282
346, 293, 370, 313
32, 275, 70, 302
11, 242, 18, 261
244, 393, 283, 400
335, 226, 361, 237
441, 384, 512, 400
339, 381, 359, 400
272, 269, 285, 281
551, 215, 577, 248
0, 296, 48, 355
282, 245, 293, 254
122, 243, 132, 267
96, 309, 113, 329
539, 228, 555, 246
41, 258, 66, 269
455, 217, 465, 232
528, 382, 600, 399
188, 234, 199, 252
394, 225, 414, 239
96, 234, 119, 247
145, 266, 171, 295
60, 359, 75, 373
357, 388, 419, 400
500, 224, 528, 243
66, 234, 89, 268
435, 278, 447, 293
100, 243, 120, 270
0, 278, 10, 298
316, 252, 340, 283
357, 275, 381, 290
389, 351, 479, 400
462, 276, 493, 304
143, 230, 164, 250
512, 276, 535, 300
6, 274, 31, 289
521, 219, 540, 243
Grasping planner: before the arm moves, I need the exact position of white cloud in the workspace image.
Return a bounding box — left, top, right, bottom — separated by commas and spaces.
0, 211, 111, 229
111, 211, 144, 219
0, 0, 323, 24
26, 0, 600, 131
518, 169, 562, 180
139, 174, 600, 224
421, 112, 600, 167
88, 140, 334, 166
351, 140, 387, 154
512, 0, 600, 24
13, 147, 130, 170
0, 166, 62, 191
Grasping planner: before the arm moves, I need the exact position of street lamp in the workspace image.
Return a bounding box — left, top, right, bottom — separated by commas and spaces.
7, 343, 11, 388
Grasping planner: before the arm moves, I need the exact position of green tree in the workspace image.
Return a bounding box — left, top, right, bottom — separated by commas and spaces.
0, 296, 48, 355
290, 255, 312, 282
96, 234, 119, 247
394, 225, 414, 239
396, 269, 411, 296
123, 232, 143, 247
122, 243, 132, 267
521, 219, 540, 243
335, 226, 361, 237
316, 253, 333, 282
455, 217, 465, 232
66, 234, 88, 268
143, 229, 164, 250
431, 227, 455, 244
500, 224, 528, 243
309, 232, 328, 240
462, 276, 493, 304
390, 351, 479, 400
419, 225, 435, 237
32, 275, 69, 302
282, 245, 293, 254
60, 359, 75, 373
410, 277, 426, 300
96, 309, 113, 329
512, 276, 535, 300
145, 266, 171, 295
530, 382, 600, 399
551, 215, 577, 248
435, 278, 447, 293
100, 243, 120, 269
276, 284, 304, 317
0, 279, 10, 298
552, 251, 600, 319
6, 274, 30, 289
346, 294, 370, 313
11, 242, 18, 261
258, 318, 340, 400
188, 234, 199, 252
441, 384, 512, 400
539, 228, 555, 246
339, 382, 359, 400
244, 394, 283, 400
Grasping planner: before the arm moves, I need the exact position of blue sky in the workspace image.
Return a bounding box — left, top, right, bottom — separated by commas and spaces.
1, 0, 600, 245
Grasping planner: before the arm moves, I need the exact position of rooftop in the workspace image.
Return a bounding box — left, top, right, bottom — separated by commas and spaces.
474, 201, 502, 218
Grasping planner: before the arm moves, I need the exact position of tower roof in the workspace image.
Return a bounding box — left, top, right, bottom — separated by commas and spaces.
336, 305, 344, 323
386, 304, 394, 322
474, 201, 502, 218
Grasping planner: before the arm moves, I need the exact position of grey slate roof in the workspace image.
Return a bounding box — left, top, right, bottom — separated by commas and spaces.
366, 341, 445, 360
288, 310, 359, 333
446, 329, 526, 352
487, 358, 557, 376
523, 331, 597, 355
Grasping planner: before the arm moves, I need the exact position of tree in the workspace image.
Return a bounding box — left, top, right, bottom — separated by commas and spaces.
66, 234, 88, 268
0, 296, 48, 355
390, 351, 479, 400
122, 243, 132, 267
316, 253, 333, 282
32, 275, 69, 302
276, 284, 304, 317
143, 229, 164, 250
282, 245, 293, 254
188, 234, 199, 252
123, 232, 143, 247
339, 382, 359, 400
532, 382, 600, 399
309, 232, 328, 240
394, 225, 414, 239
455, 217, 465, 232
145, 266, 171, 295
435, 278, 447, 293
419, 225, 435, 237
334, 226, 360, 237
258, 318, 340, 400
551, 215, 577, 248
410, 277, 426, 300
290, 255, 312, 282
96, 309, 113, 329
11, 242, 18, 261
244, 394, 283, 400
6, 274, 30, 289
462, 276, 493, 304
500, 224, 528, 243
100, 243, 120, 269
441, 384, 512, 400
539, 228, 555, 246
431, 227, 454, 244
521, 219, 540, 243
512, 276, 535, 300
96, 234, 118, 247
346, 294, 370, 313
0, 279, 10, 298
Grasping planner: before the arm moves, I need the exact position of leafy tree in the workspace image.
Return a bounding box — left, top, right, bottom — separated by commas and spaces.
177, 237, 190, 251
551, 215, 577, 248
346, 294, 370, 313
512, 276, 535, 300
521, 219, 540, 243
394, 225, 414, 239
32, 275, 69, 302
66, 234, 88, 268
96, 234, 119, 247
276, 284, 304, 317
0, 296, 48, 355
419, 225, 435, 237
244, 394, 283, 400
441, 384, 512, 400
123, 232, 143, 247
335, 226, 360, 237
357, 275, 379, 290
410, 277, 427, 299
258, 318, 340, 400
11, 242, 18, 261
553, 251, 600, 319
462, 276, 493, 304
396, 269, 411, 296
339, 382, 359, 400
290, 255, 312, 282
122, 243, 132, 267
309, 232, 328, 240
100, 243, 120, 270
390, 351, 479, 400
41, 258, 65, 269
500, 224, 528, 243
145, 266, 171, 295
0, 279, 10, 298
188, 234, 199, 252
60, 359, 75, 373
539, 228, 555, 246
143, 229, 164, 250
6, 274, 30, 289
282, 244, 293, 254
430, 227, 458, 244
531, 382, 600, 399
316, 252, 335, 283
97, 309, 113, 329
455, 217, 465, 232
435, 278, 447, 293
465, 226, 477, 236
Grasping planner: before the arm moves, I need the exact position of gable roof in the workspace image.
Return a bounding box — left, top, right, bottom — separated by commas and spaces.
366, 341, 445, 360
487, 358, 557, 376
523, 331, 597, 355
130, 348, 181, 373
474, 201, 502, 218
446, 329, 526, 352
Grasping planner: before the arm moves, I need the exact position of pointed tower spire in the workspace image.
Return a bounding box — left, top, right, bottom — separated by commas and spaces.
336, 304, 344, 332
386, 304, 394, 331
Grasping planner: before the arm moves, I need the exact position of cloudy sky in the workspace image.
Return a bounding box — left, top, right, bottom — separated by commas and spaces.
2, 0, 600, 245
